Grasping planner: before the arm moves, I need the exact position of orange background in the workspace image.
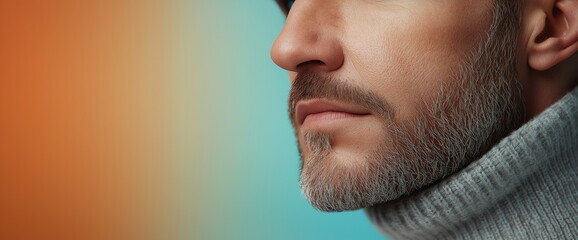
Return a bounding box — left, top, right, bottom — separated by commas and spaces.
1, 2, 173, 239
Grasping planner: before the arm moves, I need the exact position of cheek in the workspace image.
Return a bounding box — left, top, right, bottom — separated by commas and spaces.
347, 28, 458, 119
345, 4, 491, 119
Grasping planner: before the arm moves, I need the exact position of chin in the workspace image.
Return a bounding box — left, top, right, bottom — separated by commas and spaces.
298, 150, 404, 212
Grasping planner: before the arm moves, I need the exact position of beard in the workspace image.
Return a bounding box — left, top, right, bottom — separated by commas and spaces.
288, 6, 525, 212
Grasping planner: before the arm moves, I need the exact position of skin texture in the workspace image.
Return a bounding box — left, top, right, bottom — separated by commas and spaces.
274, 1, 492, 114
271, 0, 578, 212
273, 0, 491, 164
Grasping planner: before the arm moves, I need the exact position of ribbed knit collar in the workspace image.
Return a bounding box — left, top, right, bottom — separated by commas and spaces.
365, 87, 578, 239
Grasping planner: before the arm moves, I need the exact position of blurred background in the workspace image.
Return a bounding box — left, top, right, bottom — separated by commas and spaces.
0, 1, 384, 239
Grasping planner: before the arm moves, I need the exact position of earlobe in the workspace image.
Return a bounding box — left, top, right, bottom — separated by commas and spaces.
527, 0, 578, 71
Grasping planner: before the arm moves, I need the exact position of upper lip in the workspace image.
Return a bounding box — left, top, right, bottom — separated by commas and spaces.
295, 99, 370, 125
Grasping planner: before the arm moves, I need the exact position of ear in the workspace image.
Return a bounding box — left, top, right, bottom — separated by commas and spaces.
527, 0, 578, 71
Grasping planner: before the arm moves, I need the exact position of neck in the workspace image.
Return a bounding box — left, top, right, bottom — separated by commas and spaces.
366, 87, 578, 239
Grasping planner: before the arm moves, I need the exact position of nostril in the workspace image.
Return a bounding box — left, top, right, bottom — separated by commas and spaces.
297, 60, 326, 70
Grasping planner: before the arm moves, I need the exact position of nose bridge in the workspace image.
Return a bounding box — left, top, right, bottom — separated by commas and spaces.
270, 0, 344, 73
286, 0, 338, 38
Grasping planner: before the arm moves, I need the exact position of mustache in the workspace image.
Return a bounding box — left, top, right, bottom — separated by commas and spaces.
288, 72, 393, 123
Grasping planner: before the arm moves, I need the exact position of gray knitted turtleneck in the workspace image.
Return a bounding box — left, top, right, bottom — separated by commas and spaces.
366, 87, 578, 240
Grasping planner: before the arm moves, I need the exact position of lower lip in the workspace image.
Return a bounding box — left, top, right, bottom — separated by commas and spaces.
302, 111, 368, 128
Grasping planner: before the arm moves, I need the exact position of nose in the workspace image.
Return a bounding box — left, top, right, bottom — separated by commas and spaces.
270, 1, 344, 73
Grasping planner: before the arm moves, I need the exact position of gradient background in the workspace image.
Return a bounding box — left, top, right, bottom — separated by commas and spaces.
0, 1, 385, 239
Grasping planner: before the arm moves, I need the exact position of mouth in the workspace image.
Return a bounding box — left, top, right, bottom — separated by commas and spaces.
295, 99, 371, 127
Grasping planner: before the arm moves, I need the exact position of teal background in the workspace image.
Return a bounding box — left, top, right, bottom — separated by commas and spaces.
178, 0, 387, 239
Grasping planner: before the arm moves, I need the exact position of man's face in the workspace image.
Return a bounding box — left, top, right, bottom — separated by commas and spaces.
271, 0, 524, 211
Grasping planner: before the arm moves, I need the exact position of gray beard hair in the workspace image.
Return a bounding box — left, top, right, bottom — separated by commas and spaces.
298, 3, 524, 212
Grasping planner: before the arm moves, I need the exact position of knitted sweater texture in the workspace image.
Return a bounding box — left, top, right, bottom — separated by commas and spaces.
366, 87, 578, 240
